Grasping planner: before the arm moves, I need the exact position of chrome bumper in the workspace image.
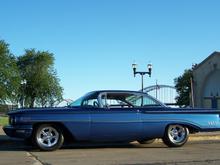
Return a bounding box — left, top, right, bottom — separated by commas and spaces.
3, 125, 33, 139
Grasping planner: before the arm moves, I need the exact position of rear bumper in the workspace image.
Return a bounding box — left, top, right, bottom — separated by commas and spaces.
3, 125, 33, 139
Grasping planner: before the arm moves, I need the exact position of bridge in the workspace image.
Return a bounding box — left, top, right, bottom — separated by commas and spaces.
142, 85, 178, 106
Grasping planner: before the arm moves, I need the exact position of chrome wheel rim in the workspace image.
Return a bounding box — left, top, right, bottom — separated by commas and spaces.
168, 125, 186, 143
37, 127, 59, 148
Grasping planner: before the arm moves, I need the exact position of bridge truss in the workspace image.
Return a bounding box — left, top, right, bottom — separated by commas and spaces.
143, 85, 178, 106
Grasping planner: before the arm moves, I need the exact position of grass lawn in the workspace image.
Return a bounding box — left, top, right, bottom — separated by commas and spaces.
0, 116, 8, 126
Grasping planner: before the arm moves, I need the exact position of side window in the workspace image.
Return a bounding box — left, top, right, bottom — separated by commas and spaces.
101, 93, 133, 108
143, 97, 158, 106
106, 99, 129, 108
101, 94, 107, 107
126, 95, 160, 107
82, 98, 99, 108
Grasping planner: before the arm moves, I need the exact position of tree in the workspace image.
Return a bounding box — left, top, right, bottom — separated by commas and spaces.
174, 69, 193, 107
36, 74, 63, 107
0, 40, 21, 104
17, 49, 63, 108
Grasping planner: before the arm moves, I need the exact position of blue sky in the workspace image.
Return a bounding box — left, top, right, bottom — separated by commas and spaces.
0, 0, 220, 99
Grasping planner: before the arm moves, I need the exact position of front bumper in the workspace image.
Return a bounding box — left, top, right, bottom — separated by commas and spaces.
3, 125, 33, 139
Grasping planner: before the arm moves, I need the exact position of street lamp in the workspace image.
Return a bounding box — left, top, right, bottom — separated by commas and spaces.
21, 79, 27, 108
132, 62, 152, 92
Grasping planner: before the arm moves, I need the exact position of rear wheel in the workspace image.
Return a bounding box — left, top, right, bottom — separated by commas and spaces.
163, 124, 189, 147
33, 124, 64, 151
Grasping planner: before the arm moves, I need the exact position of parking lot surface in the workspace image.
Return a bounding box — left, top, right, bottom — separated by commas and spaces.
1, 127, 220, 165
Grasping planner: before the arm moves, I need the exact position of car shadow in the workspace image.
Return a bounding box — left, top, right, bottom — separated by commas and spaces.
0, 135, 32, 151
61, 142, 167, 150
0, 135, 167, 152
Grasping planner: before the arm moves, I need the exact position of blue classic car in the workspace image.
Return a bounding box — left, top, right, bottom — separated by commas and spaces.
3, 90, 220, 151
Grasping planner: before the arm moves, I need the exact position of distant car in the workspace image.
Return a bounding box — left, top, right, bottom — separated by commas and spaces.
3, 90, 220, 151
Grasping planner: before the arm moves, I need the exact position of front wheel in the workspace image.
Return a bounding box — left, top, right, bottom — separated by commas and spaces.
33, 124, 64, 151
163, 124, 189, 147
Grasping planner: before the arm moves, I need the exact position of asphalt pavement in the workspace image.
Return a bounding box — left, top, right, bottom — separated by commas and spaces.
1, 126, 220, 165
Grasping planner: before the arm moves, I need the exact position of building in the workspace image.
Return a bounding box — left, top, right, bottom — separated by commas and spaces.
193, 51, 220, 109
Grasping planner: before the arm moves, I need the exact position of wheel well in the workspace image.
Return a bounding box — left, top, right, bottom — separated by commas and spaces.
32, 122, 75, 143
186, 125, 200, 134
165, 123, 200, 134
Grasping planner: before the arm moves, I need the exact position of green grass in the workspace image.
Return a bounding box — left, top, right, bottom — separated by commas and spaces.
0, 116, 8, 126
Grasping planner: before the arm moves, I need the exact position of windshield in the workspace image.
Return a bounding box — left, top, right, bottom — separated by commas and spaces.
69, 96, 85, 107
69, 92, 99, 107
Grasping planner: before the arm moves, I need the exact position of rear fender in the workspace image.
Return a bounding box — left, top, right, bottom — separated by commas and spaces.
165, 122, 201, 134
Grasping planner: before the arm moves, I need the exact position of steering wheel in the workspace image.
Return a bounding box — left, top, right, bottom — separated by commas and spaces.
93, 101, 99, 107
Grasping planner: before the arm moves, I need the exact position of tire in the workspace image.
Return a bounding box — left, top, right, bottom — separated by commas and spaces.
162, 124, 189, 147
33, 124, 64, 151
138, 138, 156, 144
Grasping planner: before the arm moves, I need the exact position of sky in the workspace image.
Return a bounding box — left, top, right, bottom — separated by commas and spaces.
0, 0, 220, 100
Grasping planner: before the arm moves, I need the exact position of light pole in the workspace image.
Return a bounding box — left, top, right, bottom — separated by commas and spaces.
21, 79, 27, 108
132, 62, 152, 92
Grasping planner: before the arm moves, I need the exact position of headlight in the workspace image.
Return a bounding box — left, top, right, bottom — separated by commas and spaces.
9, 116, 17, 125
9, 117, 12, 125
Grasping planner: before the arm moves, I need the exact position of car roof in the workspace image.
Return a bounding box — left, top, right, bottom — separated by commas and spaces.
86, 90, 166, 107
